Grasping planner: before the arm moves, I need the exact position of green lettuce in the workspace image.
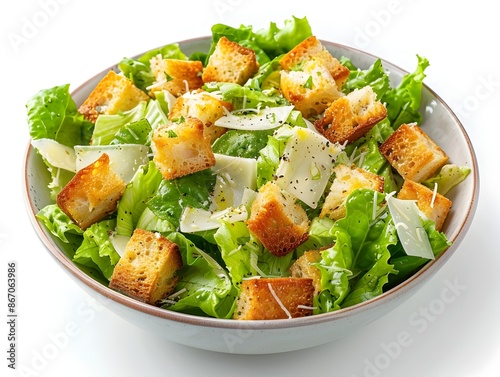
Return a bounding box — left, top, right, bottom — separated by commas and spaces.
36, 204, 83, 243
116, 161, 163, 237
214, 221, 293, 287
315, 229, 353, 312
72, 219, 121, 280
422, 164, 471, 195
27, 84, 94, 147
382, 55, 430, 128
118, 43, 187, 92
212, 129, 272, 159
163, 232, 238, 318
92, 99, 167, 145
147, 169, 216, 229
206, 16, 312, 65
341, 58, 390, 99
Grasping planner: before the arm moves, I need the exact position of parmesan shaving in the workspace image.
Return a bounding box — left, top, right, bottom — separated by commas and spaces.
430, 182, 438, 208
267, 283, 292, 319
297, 305, 316, 310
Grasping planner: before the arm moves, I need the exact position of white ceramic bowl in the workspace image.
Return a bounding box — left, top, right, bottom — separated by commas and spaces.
23, 37, 479, 354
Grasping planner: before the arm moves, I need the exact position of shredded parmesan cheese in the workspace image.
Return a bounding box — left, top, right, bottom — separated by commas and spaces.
430, 182, 438, 208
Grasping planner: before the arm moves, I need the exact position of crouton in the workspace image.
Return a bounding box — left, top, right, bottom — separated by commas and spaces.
246, 181, 309, 257
314, 86, 387, 144
279, 36, 350, 88
202, 36, 259, 85
78, 70, 150, 123
397, 179, 452, 231
379, 123, 448, 182
56, 153, 125, 229
233, 277, 315, 320
169, 90, 233, 143
151, 117, 216, 180
280, 58, 344, 119
149, 56, 204, 97
320, 164, 385, 221
289, 250, 322, 296
109, 229, 182, 305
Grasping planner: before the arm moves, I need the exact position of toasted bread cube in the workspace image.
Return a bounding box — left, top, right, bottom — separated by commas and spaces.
233, 277, 315, 320
169, 90, 233, 143
379, 123, 448, 182
280, 58, 344, 118
279, 36, 349, 88
279, 36, 349, 119
246, 181, 309, 256
109, 229, 182, 305
202, 37, 259, 85
78, 70, 150, 122
151, 117, 216, 180
56, 153, 125, 229
289, 250, 322, 296
314, 86, 387, 144
397, 179, 452, 231
149, 56, 204, 97
320, 164, 385, 221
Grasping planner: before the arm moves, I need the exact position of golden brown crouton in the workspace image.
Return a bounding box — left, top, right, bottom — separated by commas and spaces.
279, 36, 350, 88
280, 58, 345, 119
279, 36, 350, 119
149, 56, 204, 97
397, 179, 452, 231
109, 229, 182, 305
56, 153, 125, 230
379, 123, 449, 182
202, 37, 259, 85
289, 250, 322, 296
246, 181, 309, 257
151, 117, 216, 180
314, 86, 387, 144
169, 90, 233, 143
233, 277, 315, 320
78, 70, 150, 123
321, 164, 385, 221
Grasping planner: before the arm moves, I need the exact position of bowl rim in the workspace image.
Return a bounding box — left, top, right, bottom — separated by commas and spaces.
23, 36, 480, 330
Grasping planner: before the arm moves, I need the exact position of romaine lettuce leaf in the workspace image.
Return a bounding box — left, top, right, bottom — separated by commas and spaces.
422, 164, 471, 195
72, 219, 121, 280
314, 229, 353, 312
147, 169, 216, 229
92, 101, 148, 145
118, 43, 187, 92
252, 16, 313, 59
116, 161, 163, 237
382, 55, 430, 128
212, 129, 272, 159
27, 84, 93, 147
163, 232, 238, 319
109, 118, 152, 146
214, 221, 293, 286
36, 204, 83, 243
341, 58, 390, 99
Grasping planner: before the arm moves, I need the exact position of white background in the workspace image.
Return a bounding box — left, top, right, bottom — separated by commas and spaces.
1, 1, 499, 376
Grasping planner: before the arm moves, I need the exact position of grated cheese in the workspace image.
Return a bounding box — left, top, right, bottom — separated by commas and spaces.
430, 182, 438, 208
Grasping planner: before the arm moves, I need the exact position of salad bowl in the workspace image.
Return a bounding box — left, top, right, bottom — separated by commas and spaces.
24, 35, 478, 354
